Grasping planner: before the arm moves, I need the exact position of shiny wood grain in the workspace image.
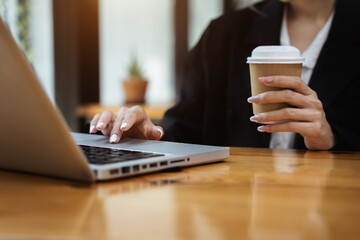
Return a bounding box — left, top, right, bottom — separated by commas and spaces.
76, 103, 169, 122
1, 148, 360, 240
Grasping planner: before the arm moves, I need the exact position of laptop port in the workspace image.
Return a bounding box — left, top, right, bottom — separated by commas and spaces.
109, 169, 119, 175
149, 163, 158, 168
170, 159, 185, 164
133, 165, 140, 172
160, 161, 168, 166
122, 166, 130, 174
142, 165, 147, 169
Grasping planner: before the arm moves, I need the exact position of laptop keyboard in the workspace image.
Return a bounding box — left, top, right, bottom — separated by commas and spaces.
80, 145, 165, 165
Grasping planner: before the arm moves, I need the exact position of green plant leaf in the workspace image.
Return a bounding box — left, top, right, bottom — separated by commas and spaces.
127, 55, 144, 78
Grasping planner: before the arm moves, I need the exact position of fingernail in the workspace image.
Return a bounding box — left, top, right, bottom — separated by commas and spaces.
259, 76, 273, 84
250, 115, 261, 123
97, 122, 104, 129
89, 125, 95, 133
110, 134, 118, 143
258, 125, 269, 132
157, 128, 163, 137
247, 95, 260, 103
120, 122, 128, 130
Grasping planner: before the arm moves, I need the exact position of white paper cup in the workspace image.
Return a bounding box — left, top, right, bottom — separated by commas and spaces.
247, 46, 304, 116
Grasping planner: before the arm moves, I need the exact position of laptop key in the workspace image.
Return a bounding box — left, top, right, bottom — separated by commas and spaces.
79, 145, 165, 165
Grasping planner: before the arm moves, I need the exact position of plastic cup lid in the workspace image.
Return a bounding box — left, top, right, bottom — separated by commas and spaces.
247, 45, 304, 64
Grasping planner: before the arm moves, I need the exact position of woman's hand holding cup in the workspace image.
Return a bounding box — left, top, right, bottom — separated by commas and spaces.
247, 75, 335, 150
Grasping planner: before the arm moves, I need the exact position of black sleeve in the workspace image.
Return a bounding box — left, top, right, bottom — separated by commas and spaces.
160, 24, 212, 144
328, 73, 360, 151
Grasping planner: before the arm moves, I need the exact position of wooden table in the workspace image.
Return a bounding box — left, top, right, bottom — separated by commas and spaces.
1, 148, 360, 240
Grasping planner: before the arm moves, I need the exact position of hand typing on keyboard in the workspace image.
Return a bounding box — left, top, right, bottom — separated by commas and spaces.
89, 105, 164, 144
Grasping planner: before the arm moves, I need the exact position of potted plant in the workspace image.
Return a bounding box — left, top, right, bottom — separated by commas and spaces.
122, 56, 148, 104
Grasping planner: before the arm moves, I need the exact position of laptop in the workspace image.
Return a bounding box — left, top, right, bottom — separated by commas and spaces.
0, 17, 229, 182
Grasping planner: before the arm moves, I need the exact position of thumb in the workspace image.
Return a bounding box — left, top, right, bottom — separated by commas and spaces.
149, 126, 164, 140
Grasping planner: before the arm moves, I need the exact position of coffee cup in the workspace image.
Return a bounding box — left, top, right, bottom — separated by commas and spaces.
247, 46, 304, 115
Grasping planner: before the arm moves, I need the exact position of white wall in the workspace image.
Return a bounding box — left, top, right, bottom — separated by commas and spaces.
189, 0, 222, 49
30, 0, 54, 102
188, 0, 264, 50
237, 0, 263, 9
99, 0, 174, 106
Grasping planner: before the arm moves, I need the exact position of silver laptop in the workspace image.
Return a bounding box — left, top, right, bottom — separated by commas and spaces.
0, 17, 229, 182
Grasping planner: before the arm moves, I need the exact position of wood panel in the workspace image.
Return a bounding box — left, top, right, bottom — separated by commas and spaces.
174, 0, 189, 97
223, 0, 236, 14
53, 0, 99, 131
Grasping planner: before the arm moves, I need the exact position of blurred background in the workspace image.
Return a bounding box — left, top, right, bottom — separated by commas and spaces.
0, 0, 261, 131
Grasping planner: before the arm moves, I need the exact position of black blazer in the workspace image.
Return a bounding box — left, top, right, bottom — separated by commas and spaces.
161, 0, 360, 151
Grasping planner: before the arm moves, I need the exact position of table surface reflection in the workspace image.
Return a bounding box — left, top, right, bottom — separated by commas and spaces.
1, 147, 360, 240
